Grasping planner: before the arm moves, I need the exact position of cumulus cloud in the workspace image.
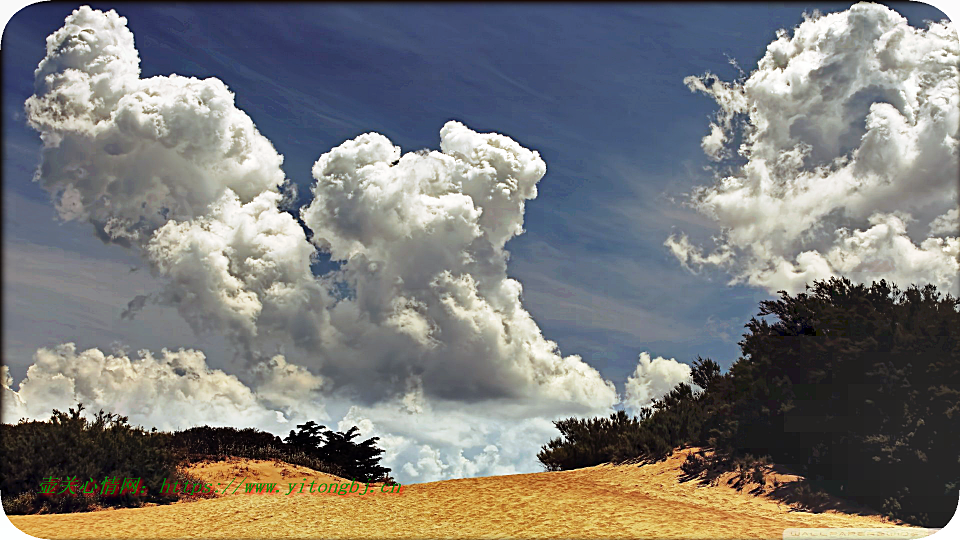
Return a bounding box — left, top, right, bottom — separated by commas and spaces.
24, 5, 320, 358
301, 122, 617, 406
0, 343, 321, 430
667, 2, 960, 295
334, 402, 564, 483
930, 207, 959, 237
15, 6, 714, 485
26, 7, 287, 239
250, 354, 329, 421
623, 352, 693, 414
22, 6, 617, 416
144, 189, 332, 356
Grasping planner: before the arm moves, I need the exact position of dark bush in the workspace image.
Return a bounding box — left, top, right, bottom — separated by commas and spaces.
794, 483, 830, 511
284, 422, 390, 483
681, 450, 708, 477
168, 425, 284, 459
1, 405, 392, 514
537, 410, 648, 471
168, 424, 348, 479
1, 404, 187, 514
539, 277, 960, 527
712, 278, 960, 526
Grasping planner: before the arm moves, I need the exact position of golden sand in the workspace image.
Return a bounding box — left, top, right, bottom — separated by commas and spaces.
7, 449, 921, 539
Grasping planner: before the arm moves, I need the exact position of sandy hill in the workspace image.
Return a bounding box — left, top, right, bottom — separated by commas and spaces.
183, 457, 350, 493
7, 449, 925, 539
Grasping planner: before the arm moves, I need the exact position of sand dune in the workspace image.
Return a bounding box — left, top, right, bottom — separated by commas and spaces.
183, 457, 350, 493
8, 449, 923, 539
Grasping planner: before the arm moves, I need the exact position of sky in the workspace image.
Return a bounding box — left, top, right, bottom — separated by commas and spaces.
2, 2, 957, 484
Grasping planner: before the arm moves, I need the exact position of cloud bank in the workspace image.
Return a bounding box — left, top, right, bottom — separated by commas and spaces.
1, 343, 324, 430
667, 2, 959, 295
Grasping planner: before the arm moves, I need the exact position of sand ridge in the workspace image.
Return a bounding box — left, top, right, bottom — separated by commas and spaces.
8, 449, 924, 539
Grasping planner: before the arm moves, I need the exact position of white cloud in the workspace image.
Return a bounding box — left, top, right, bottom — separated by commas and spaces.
250, 354, 329, 421
299, 122, 617, 407
701, 123, 728, 161
23, 6, 616, 411
930, 208, 959, 236
623, 352, 693, 414
668, 2, 959, 295
24, 4, 318, 360
26, 7, 287, 240
334, 402, 566, 483
11, 6, 720, 485
0, 343, 319, 431
143, 189, 332, 356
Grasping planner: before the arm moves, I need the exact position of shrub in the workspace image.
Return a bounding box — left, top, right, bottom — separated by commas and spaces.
1, 407, 392, 514
537, 410, 650, 471
1, 493, 37, 515
681, 451, 708, 477
538, 384, 710, 472
793, 483, 830, 511
167, 424, 348, 479
0, 404, 183, 514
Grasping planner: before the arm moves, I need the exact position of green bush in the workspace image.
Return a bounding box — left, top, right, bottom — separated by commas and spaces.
1, 406, 392, 514
539, 277, 960, 527
1, 404, 185, 514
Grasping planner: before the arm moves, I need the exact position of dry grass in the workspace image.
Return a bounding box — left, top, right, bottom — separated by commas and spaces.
8, 449, 923, 539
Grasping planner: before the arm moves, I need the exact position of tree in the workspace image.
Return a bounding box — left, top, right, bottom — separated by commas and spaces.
283, 422, 390, 483
710, 277, 959, 526
283, 421, 326, 454
319, 426, 391, 483
691, 356, 721, 392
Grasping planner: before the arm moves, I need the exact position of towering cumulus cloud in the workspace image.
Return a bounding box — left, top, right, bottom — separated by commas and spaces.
24, 5, 322, 357
26, 7, 287, 238
15, 4, 618, 434
667, 2, 960, 294
301, 123, 615, 405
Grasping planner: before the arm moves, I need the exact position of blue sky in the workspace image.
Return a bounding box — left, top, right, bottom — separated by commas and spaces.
2, 2, 956, 481
4, 1, 949, 383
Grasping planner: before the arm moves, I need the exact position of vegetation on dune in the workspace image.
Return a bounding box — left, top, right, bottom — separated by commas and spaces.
169, 424, 346, 479
539, 277, 960, 528
1, 404, 199, 514
282, 420, 392, 483
2, 407, 391, 515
